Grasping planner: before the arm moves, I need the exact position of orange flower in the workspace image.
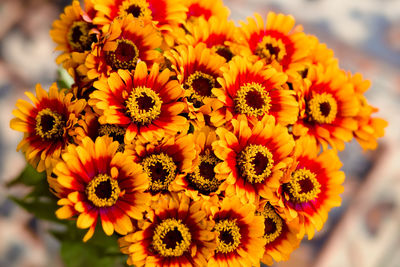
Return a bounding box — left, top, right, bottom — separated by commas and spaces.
213, 115, 295, 204
89, 61, 187, 142
279, 137, 344, 239
53, 136, 151, 241
10, 83, 86, 172
293, 63, 360, 150
239, 12, 311, 72
184, 0, 229, 22
211, 56, 299, 127
85, 15, 162, 80
208, 196, 266, 267
119, 193, 216, 266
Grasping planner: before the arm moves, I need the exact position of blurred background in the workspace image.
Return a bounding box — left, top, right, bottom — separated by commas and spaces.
0, 0, 399, 266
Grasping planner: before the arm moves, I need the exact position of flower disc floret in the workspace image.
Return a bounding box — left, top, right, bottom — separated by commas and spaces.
287, 168, 321, 203
118, 0, 153, 20
107, 39, 140, 70
152, 218, 192, 257
35, 108, 65, 140
142, 153, 177, 193
308, 93, 338, 124
238, 144, 274, 184
86, 174, 121, 208
255, 36, 287, 63
185, 71, 216, 101
67, 21, 93, 52
261, 205, 283, 244
215, 219, 241, 254
234, 82, 271, 117
126, 86, 163, 125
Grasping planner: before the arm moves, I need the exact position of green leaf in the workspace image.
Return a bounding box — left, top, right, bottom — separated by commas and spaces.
57, 67, 74, 90
6, 164, 45, 187
9, 195, 60, 222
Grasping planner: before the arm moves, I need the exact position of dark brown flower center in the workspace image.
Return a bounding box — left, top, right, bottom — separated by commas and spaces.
163, 228, 184, 249
86, 174, 120, 207
127, 4, 142, 17
98, 124, 126, 151
307, 93, 338, 124
107, 39, 139, 70
215, 219, 241, 253
185, 71, 216, 103
187, 152, 222, 194
67, 21, 93, 52
214, 45, 234, 62
235, 82, 271, 117
238, 144, 274, 184
285, 168, 321, 203
260, 204, 283, 244
35, 108, 65, 140
142, 153, 177, 193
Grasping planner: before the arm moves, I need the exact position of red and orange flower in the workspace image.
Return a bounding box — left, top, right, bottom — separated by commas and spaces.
10, 83, 86, 172
184, 0, 229, 22
239, 12, 310, 72
119, 192, 216, 266
89, 61, 187, 142
53, 136, 151, 241
279, 137, 344, 239
211, 56, 299, 127
293, 63, 360, 150
85, 14, 162, 80
213, 115, 295, 204
208, 196, 266, 267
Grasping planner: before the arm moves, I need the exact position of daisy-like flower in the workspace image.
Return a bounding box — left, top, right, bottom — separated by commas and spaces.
127, 134, 197, 197
165, 43, 226, 122
92, 0, 187, 32
119, 192, 216, 266
50, 1, 98, 64
293, 64, 360, 151
182, 16, 239, 63
279, 137, 344, 239
213, 115, 295, 204
89, 61, 187, 142
350, 73, 387, 150
10, 83, 86, 172
175, 126, 223, 200
53, 136, 151, 241
184, 0, 230, 22
258, 202, 301, 266
208, 196, 265, 267
239, 12, 310, 72
211, 56, 298, 127
85, 14, 162, 80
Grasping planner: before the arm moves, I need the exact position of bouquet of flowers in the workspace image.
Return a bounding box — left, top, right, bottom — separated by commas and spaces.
9, 0, 387, 266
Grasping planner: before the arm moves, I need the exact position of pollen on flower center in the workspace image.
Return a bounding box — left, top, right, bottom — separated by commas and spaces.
142, 153, 177, 193
307, 93, 338, 124
86, 174, 121, 208
185, 71, 216, 102
286, 168, 321, 203
260, 204, 283, 244
106, 39, 139, 70
235, 82, 271, 117
98, 124, 126, 151
212, 45, 234, 62
238, 144, 274, 184
67, 21, 92, 52
35, 108, 65, 140
119, 0, 152, 19
187, 149, 222, 194
255, 36, 287, 63
215, 219, 241, 253
125, 86, 163, 125
152, 218, 192, 257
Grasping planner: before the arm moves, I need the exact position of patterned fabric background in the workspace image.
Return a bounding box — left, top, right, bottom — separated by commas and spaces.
0, 0, 399, 266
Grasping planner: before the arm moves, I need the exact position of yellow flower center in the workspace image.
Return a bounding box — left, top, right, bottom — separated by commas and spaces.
260, 204, 283, 244
308, 93, 338, 124
287, 168, 321, 203
142, 153, 177, 193
107, 39, 139, 70
35, 108, 65, 140
86, 174, 121, 208
67, 21, 93, 52
187, 149, 222, 194
152, 218, 192, 257
238, 144, 274, 184
215, 219, 241, 253
98, 124, 126, 152
185, 71, 216, 103
125, 86, 163, 125
212, 45, 234, 62
235, 82, 271, 117
255, 36, 287, 63
118, 0, 153, 20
